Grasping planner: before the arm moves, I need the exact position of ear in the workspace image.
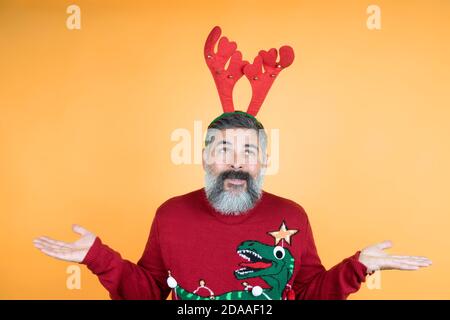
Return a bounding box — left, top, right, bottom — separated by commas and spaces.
262, 153, 270, 169
202, 147, 206, 171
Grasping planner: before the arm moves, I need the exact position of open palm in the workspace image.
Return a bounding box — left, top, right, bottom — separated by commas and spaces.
33, 225, 96, 263
358, 240, 432, 274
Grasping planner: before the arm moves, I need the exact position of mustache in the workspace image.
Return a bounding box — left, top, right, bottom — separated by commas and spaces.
218, 170, 251, 183
204, 168, 263, 215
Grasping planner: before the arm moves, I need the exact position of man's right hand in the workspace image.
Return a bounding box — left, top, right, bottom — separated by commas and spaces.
33, 225, 96, 263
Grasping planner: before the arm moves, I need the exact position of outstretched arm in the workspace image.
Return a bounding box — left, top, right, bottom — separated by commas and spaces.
33, 219, 169, 300
292, 216, 432, 300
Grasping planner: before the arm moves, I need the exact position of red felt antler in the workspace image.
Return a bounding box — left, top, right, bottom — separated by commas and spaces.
204, 26, 248, 113
204, 26, 295, 117
244, 46, 295, 116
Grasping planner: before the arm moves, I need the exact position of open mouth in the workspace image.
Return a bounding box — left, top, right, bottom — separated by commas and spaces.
224, 178, 247, 190
235, 249, 272, 276
227, 179, 246, 185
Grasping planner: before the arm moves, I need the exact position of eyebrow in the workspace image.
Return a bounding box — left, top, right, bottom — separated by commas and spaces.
213, 140, 259, 150
245, 144, 259, 150
215, 140, 232, 146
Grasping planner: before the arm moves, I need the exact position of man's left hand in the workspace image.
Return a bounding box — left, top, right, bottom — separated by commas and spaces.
358, 240, 432, 274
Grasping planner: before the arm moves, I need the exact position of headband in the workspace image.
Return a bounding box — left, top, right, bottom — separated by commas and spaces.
204, 26, 295, 124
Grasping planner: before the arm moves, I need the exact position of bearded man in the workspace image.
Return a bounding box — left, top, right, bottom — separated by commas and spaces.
33, 27, 431, 300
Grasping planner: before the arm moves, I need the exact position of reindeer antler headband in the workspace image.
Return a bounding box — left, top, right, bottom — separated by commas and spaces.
204, 26, 295, 124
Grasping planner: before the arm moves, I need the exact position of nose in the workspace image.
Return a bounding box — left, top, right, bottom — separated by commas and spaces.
227, 149, 246, 170
230, 152, 244, 170
230, 163, 243, 170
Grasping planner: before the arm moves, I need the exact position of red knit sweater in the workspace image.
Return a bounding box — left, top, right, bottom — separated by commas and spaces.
81, 188, 368, 300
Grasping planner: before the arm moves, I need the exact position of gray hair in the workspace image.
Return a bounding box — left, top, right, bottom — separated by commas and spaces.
204, 112, 267, 162
204, 168, 264, 215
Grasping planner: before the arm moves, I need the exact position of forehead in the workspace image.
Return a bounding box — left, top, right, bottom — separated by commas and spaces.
210, 128, 259, 145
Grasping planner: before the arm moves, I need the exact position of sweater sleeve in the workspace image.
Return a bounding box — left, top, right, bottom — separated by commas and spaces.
292, 215, 368, 300
81, 214, 170, 300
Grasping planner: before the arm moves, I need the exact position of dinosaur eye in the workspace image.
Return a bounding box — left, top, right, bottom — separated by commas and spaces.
273, 246, 285, 260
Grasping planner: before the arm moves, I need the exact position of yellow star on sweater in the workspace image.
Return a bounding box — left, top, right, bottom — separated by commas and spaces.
267, 221, 299, 246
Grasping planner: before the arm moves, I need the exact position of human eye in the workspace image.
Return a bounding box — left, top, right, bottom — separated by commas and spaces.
244, 149, 256, 156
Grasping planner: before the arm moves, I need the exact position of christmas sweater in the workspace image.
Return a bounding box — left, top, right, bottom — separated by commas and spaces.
81, 188, 368, 300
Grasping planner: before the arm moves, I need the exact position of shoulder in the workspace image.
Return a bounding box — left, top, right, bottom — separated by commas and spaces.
159, 188, 201, 207
153, 188, 205, 219
261, 190, 309, 222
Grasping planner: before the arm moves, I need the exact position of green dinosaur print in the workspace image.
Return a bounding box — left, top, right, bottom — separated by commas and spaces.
173, 240, 295, 300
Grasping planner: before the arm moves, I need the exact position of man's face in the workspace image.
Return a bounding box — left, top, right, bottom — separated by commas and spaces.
202, 128, 267, 214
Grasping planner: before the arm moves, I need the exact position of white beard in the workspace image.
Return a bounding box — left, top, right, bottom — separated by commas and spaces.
204, 169, 264, 216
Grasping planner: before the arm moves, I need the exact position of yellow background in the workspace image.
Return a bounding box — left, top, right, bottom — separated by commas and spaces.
1, 0, 449, 299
